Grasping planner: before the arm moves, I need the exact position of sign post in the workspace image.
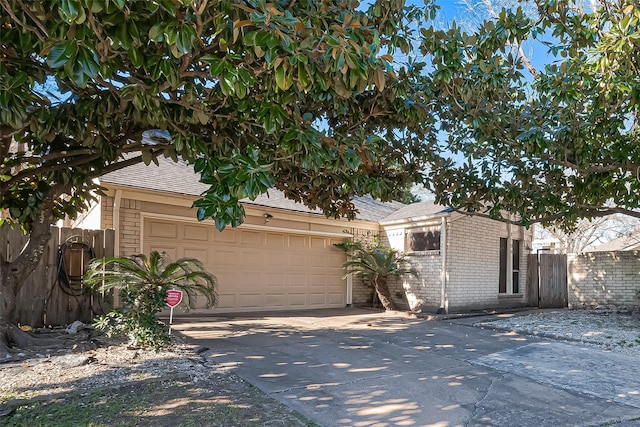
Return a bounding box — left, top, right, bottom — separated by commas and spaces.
165, 289, 183, 335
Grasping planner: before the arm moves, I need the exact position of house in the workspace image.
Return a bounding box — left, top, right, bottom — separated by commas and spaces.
586, 233, 640, 252
76, 157, 533, 314
380, 202, 532, 313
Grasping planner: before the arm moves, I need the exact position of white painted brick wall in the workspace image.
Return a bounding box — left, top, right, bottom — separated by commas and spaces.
445, 215, 529, 311
568, 251, 640, 308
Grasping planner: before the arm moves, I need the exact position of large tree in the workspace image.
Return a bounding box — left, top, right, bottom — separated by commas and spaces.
0, 0, 437, 354
420, 0, 640, 227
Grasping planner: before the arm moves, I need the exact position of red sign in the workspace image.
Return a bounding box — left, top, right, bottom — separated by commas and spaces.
165, 289, 183, 307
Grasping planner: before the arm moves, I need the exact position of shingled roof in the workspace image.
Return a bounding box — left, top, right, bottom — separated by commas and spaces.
380, 200, 452, 223
99, 156, 406, 222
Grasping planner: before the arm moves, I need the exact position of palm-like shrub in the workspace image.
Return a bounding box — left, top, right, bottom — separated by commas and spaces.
342, 246, 416, 311
84, 251, 217, 349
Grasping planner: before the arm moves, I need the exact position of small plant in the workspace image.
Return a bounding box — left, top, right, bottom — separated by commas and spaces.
84, 251, 217, 350
337, 236, 416, 311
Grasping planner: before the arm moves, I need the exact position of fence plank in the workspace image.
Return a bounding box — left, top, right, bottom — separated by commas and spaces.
526, 254, 539, 306
10, 226, 115, 327
538, 254, 568, 308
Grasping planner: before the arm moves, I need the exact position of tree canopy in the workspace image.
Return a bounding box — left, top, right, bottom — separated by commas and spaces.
1, 0, 435, 234
422, 0, 640, 226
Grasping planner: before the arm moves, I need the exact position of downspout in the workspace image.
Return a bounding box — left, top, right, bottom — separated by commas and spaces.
112, 189, 122, 307
507, 215, 513, 293
345, 229, 354, 307
438, 216, 448, 314
113, 189, 122, 257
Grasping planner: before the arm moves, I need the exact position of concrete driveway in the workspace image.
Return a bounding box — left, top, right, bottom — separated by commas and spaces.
174, 308, 640, 427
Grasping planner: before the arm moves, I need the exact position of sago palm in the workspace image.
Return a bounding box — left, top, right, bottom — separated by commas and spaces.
342, 247, 415, 311
84, 251, 217, 348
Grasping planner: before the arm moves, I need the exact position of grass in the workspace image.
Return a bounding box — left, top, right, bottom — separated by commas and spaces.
3, 378, 318, 427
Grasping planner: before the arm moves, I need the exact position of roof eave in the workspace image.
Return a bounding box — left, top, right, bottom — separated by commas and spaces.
379, 211, 451, 226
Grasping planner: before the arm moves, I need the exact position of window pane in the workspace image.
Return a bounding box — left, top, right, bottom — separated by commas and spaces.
406, 228, 441, 252
499, 237, 507, 293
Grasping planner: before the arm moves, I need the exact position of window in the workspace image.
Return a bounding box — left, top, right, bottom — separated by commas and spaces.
512, 239, 520, 294
406, 226, 440, 252
499, 238, 520, 294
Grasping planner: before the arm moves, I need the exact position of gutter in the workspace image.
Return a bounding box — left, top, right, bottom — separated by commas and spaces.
379, 211, 452, 227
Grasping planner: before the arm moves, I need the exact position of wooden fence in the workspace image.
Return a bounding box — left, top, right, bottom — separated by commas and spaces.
527, 254, 568, 308
2, 226, 115, 327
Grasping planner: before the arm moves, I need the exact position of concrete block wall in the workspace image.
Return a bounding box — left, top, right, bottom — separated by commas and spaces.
568, 251, 640, 308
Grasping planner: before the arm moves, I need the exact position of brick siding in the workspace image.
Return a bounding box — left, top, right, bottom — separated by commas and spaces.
382, 214, 531, 313
568, 251, 640, 308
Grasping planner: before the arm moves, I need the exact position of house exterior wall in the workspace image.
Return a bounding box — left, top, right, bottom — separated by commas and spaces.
446, 214, 530, 312
346, 227, 383, 306
101, 196, 114, 229
100, 187, 381, 307
381, 227, 442, 311
381, 213, 532, 313
568, 251, 640, 308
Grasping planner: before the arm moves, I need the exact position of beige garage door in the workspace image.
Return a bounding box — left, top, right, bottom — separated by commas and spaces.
143, 217, 347, 312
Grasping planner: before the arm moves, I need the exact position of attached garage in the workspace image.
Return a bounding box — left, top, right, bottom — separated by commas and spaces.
95, 156, 400, 314
143, 215, 348, 313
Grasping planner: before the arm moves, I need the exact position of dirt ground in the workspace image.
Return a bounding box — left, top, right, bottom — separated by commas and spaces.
0, 327, 316, 426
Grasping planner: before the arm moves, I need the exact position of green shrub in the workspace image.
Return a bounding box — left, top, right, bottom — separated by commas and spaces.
85, 251, 217, 350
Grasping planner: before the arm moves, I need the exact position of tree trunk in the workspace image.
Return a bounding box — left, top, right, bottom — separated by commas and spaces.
0, 209, 55, 355
373, 274, 399, 311
0, 262, 18, 356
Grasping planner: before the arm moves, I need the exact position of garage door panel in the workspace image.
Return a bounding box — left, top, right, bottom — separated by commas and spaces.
213, 249, 237, 266
308, 274, 326, 287
266, 233, 286, 248
288, 294, 307, 306
214, 229, 237, 243
183, 247, 208, 261
289, 236, 307, 248
288, 274, 307, 288
143, 217, 346, 313
310, 237, 326, 249
266, 273, 285, 286
241, 272, 262, 288
183, 225, 209, 241
217, 293, 237, 309
240, 230, 262, 245
289, 254, 307, 267
240, 294, 263, 308
328, 292, 345, 304
310, 256, 327, 268
264, 294, 286, 308
266, 252, 288, 266
149, 246, 178, 260
308, 293, 326, 305
148, 220, 178, 238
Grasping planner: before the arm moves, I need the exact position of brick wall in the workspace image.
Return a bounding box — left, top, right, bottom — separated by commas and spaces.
446, 214, 529, 311
383, 214, 531, 313
101, 196, 114, 229
100, 196, 141, 256
349, 227, 380, 306
119, 199, 141, 256
568, 251, 640, 308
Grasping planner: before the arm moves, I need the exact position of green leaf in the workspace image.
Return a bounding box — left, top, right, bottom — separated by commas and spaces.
46, 42, 78, 68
